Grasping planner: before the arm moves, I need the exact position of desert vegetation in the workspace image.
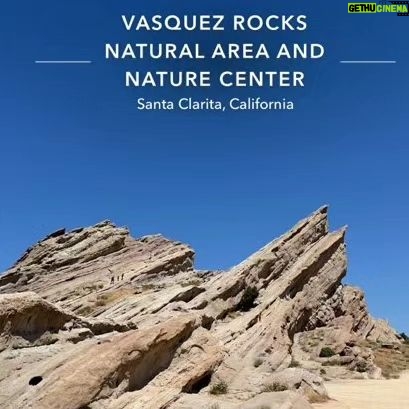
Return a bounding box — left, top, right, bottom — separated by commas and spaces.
209, 381, 228, 395
0, 208, 402, 408
319, 347, 336, 358
237, 286, 259, 311
262, 382, 288, 392
373, 342, 409, 379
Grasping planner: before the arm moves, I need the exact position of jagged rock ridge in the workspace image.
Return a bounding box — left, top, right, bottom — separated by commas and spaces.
0, 207, 400, 409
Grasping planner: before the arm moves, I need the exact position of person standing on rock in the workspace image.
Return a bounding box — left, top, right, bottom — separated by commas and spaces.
108, 268, 115, 285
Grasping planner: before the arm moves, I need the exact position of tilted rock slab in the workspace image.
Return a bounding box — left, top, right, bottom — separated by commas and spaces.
0, 291, 134, 351
0, 207, 400, 409
8, 316, 196, 409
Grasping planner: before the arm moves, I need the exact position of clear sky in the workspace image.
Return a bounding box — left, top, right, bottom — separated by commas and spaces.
0, 1, 408, 332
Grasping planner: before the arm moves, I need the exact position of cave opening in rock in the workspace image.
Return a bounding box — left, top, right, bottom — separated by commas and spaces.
183, 372, 212, 394
236, 286, 259, 312
29, 376, 43, 386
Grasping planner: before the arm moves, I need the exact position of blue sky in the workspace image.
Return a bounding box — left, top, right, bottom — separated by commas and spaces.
0, 1, 408, 332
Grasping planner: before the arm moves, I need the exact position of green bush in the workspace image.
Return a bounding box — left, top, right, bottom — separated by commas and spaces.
400, 332, 409, 344
77, 305, 92, 316
263, 382, 288, 392
319, 347, 336, 358
209, 381, 228, 395
237, 286, 259, 312
356, 360, 369, 373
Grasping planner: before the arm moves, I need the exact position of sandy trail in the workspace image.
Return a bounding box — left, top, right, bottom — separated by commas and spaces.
313, 372, 409, 409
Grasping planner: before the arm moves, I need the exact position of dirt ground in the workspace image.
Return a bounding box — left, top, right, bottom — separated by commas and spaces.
313, 371, 409, 409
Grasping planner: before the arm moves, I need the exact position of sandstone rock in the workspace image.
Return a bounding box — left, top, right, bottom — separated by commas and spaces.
0, 291, 134, 348
8, 316, 196, 409
0, 222, 196, 324
267, 368, 327, 401
367, 319, 400, 344
210, 226, 348, 398
238, 391, 313, 409
0, 207, 400, 409
167, 391, 313, 409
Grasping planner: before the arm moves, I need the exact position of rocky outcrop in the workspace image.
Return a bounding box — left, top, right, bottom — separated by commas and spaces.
2, 316, 196, 409
0, 291, 134, 351
0, 207, 400, 409
0, 222, 196, 314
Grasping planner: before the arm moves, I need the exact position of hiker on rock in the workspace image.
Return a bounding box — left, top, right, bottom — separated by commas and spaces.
108, 268, 115, 285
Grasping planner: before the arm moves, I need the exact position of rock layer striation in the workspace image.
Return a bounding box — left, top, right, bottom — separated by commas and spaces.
0, 207, 400, 409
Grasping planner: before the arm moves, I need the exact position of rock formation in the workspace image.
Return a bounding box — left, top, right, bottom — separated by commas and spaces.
0, 207, 400, 409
